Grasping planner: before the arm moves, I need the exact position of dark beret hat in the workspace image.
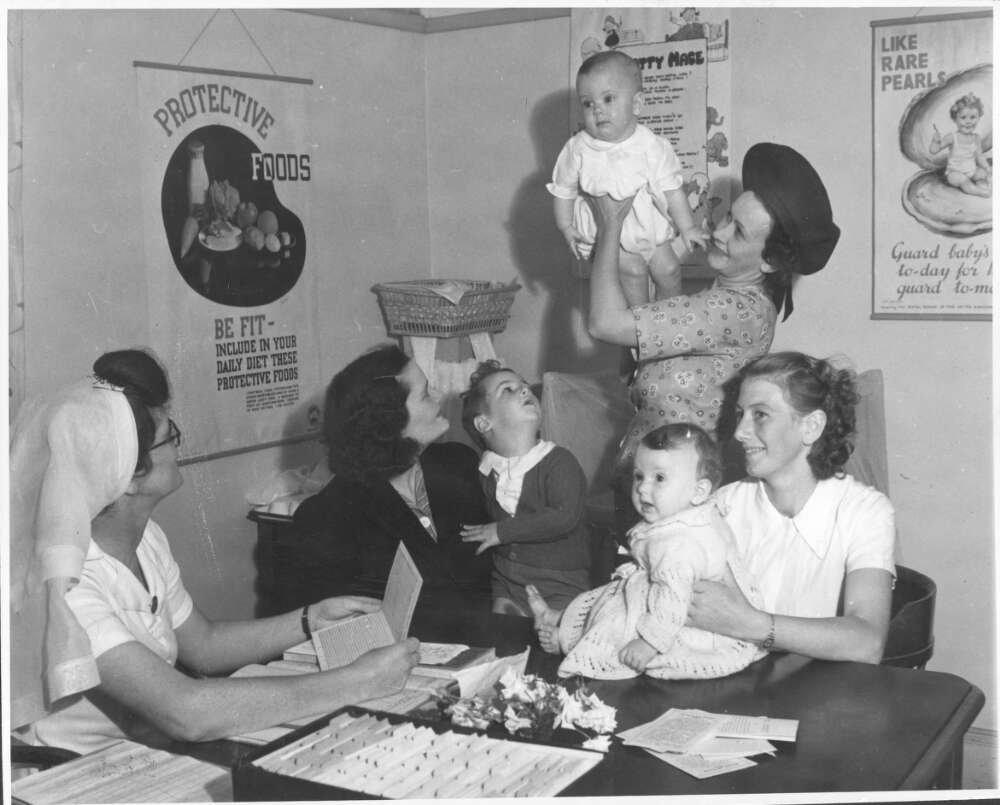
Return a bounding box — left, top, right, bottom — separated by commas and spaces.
742, 143, 840, 276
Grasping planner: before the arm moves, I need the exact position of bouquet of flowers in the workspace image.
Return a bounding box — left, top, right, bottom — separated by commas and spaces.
442, 668, 617, 752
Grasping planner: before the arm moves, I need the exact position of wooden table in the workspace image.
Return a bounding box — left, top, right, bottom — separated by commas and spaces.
184, 612, 983, 796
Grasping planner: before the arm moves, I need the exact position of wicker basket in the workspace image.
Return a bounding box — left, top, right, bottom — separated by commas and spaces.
372, 279, 521, 338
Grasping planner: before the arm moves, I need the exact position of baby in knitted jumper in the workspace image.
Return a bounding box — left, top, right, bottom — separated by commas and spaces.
528, 423, 766, 680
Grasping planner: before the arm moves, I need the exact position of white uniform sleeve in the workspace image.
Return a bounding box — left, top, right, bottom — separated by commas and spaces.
66, 580, 141, 659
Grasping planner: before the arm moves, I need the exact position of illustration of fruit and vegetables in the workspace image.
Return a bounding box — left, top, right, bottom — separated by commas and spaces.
162, 126, 305, 308
179, 178, 295, 259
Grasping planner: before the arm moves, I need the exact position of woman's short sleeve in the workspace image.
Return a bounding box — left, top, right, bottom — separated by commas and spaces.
842, 483, 896, 575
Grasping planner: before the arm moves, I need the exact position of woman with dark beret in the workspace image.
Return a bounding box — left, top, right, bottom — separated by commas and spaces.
588, 142, 841, 472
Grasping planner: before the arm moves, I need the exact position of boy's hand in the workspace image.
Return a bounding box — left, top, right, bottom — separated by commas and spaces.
618, 637, 658, 671
460, 522, 500, 555
680, 226, 708, 253
560, 225, 593, 261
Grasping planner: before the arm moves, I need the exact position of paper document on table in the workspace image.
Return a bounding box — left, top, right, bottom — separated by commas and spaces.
717, 715, 799, 742
454, 648, 529, 697
356, 687, 439, 715
11, 739, 232, 803
312, 543, 421, 670
419, 642, 470, 664
688, 736, 775, 757
618, 708, 722, 754
656, 751, 758, 779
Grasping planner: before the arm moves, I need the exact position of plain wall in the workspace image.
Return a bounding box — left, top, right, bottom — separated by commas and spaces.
423, 8, 995, 731
15, 7, 995, 732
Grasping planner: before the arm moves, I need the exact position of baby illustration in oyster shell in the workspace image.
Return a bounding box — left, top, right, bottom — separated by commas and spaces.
928, 93, 991, 198
897, 64, 992, 236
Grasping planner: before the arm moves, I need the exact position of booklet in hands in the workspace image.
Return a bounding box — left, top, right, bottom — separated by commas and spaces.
312, 543, 422, 671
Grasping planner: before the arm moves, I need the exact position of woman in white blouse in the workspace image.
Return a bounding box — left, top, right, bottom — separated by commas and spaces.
688, 351, 896, 664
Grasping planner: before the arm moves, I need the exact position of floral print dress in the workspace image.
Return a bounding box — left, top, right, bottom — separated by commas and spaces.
618, 282, 776, 470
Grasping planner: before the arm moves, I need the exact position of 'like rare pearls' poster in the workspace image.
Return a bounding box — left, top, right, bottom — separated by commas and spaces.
136, 62, 321, 459
871, 12, 992, 319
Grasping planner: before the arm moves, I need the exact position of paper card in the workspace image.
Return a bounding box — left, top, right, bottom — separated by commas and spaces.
381, 542, 422, 640
311, 543, 422, 670
716, 715, 799, 742
313, 612, 395, 670
618, 708, 723, 754
655, 751, 757, 779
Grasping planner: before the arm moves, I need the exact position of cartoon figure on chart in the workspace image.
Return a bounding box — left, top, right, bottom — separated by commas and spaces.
667, 7, 707, 41
705, 131, 729, 168
603, 15, 621, 48
548, 51, 708, 306
706, 106, 725, 131
929, 93, 992, 198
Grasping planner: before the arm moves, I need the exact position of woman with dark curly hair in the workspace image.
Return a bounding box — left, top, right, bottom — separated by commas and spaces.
687, 351, 896, 664
287, 345, 492, 625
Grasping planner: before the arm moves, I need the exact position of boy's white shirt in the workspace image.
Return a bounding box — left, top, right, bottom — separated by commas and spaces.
478, 440, 556, 516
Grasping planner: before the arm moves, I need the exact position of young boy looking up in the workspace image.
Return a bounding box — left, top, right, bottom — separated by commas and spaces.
460, 361, 592, 616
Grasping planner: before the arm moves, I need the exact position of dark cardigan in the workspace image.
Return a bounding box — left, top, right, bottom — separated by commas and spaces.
283, 442, 493, 622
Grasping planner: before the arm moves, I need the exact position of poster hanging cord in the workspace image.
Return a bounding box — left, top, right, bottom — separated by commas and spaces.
177, 9, 278, 76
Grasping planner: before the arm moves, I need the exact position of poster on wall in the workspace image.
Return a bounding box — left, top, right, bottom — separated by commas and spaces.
570, 7, 732, 244
871, 11, 992, 320
136, 62, 322, 460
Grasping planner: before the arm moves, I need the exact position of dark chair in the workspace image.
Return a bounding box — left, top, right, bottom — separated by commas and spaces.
881, 564, 936, 669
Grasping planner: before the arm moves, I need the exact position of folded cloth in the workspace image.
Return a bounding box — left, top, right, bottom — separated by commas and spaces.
245, 462, 332, 511
11, 377, 138, 712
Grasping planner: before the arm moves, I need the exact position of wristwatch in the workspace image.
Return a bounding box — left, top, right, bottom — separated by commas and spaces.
761, 613, 776, 650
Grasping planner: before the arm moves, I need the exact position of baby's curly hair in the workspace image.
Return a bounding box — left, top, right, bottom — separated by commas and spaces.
324, 344, 420, 484
461, 359, 507, 449
739, 351, 859, 480
949, 92, 984, 120
640, 423, 722, 491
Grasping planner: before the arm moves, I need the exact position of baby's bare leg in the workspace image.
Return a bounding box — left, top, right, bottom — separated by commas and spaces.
618, 248, 652, 307
526, 585, 562, 654
647, 242, 683, 300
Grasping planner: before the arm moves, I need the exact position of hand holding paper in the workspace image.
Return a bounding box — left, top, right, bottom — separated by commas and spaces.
312, 543, 422, 671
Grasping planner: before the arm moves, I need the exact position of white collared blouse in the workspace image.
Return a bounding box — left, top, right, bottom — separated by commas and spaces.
715, 475, 896, 618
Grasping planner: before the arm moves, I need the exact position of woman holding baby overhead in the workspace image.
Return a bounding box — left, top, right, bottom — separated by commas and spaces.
586, 141, 840, 469
11, 349, 418, 755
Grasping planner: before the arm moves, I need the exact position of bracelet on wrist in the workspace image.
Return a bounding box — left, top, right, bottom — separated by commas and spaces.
300, 604, 312, 639
761, 613, 776, 651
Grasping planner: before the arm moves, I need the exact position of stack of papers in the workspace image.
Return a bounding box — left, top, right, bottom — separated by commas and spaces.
11, 740, 231, 803
617, 708, 798, 779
